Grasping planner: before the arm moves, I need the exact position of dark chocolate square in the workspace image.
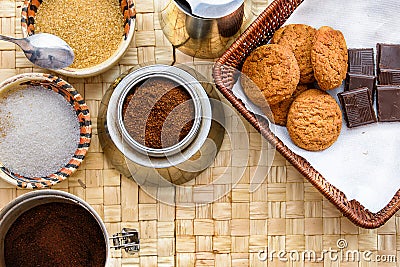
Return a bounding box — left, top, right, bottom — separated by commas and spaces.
377, 85, 400, 122
377, 43, 400, 71
348, 48, 375, 76
378, 69, 400, 85
345, 73, 376, 96
338, 87, 377, 128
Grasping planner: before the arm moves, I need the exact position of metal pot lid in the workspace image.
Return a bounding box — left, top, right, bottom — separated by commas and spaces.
175, 0, 244, 19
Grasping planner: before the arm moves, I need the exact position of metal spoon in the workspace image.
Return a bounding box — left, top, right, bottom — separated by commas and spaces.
0, 33, 74, 70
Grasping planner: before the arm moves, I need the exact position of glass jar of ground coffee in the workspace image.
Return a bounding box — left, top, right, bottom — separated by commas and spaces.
122, 77, 195, 150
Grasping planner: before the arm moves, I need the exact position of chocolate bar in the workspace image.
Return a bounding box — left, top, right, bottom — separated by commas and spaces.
348, 48, 375, 76
346, 48, 376, 97
378, 69, 400, 85
338, 87, 376, 128
377, 43, 400, 71
345, 73, 376, 95
376, 85, 400, 122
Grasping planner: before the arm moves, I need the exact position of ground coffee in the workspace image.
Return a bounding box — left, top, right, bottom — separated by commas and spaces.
122, 77, 195, 149
4, 202, 106, 267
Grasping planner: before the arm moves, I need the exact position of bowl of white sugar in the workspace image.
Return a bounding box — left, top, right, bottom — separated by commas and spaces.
0, 73, 91, 188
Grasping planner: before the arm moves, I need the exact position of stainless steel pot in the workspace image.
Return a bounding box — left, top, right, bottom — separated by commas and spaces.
98, 64, 225, 186
160, 0, 252, 58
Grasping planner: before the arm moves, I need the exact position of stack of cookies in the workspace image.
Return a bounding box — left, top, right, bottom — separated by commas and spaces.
241, 24, 347, 151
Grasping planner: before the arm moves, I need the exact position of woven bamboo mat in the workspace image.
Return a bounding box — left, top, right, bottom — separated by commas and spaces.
0, 0, 399, 266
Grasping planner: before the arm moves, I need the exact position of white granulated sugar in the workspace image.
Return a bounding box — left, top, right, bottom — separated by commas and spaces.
0, 86, 80, 177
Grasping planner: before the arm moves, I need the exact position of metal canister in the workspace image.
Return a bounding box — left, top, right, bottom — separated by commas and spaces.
160, 0, 252, 58
0, 190, 139, 267
98, 64, 225, 186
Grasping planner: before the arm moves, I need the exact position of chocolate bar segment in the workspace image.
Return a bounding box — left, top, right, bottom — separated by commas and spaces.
378, 69, 400, 85
377, 43, 400, 71
377, 85, 400, 122
345, 73, 376, 95
348, 48, 375, 76
338, 87, 377, 128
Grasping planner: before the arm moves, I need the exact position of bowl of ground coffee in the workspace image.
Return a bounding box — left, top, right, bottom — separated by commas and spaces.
0, 190, 108, 267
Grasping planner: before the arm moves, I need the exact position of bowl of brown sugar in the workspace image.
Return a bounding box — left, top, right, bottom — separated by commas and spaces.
21, 0, 136, 77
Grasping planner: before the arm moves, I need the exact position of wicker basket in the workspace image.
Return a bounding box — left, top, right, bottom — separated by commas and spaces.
213, 0, 400, 228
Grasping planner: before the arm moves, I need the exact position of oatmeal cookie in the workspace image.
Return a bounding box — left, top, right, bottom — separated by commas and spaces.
265, 84, 309, 126
271, 24, 316, 84
287, 89, 342, 151
311, 26, 348, 90
241, 44, 300, 106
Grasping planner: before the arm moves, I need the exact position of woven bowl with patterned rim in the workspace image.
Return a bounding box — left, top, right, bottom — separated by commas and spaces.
0, 73, 91, 189
20, 0, 136, 78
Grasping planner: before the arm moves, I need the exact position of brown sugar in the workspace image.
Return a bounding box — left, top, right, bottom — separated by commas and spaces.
4, 202, 106, 267
122, 77, 195, 149
35, 0, 124, 69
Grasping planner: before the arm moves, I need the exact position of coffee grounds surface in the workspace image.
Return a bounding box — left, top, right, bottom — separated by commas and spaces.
122, 77, 195, 149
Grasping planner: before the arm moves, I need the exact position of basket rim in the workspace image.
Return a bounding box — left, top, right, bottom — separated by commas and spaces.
212, 0, 400, 229
0, 72, 92, 189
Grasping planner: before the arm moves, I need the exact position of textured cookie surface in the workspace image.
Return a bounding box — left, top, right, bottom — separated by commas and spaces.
241, 44, 300, 106
271, 24, 316, 84
265, 84, 309, 126
311, 26, 348, 90
287, 89, 342, 151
